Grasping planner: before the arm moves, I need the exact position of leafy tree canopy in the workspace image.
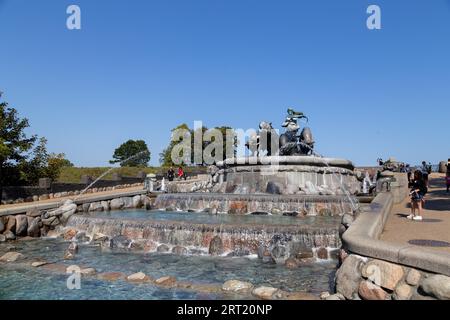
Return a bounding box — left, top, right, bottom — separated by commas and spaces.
110, 139, 151, 167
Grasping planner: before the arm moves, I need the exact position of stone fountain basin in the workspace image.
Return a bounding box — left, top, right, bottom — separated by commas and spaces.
154, 193, 355, 216
65, 210, 341, 261
216, 156, 355, 169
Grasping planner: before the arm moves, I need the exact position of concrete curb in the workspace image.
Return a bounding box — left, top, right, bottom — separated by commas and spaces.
342, 192, 450, 276
0, 190, 148, 216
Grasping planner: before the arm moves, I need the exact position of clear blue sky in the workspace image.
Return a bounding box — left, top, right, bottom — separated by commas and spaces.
1, 0, 449, 167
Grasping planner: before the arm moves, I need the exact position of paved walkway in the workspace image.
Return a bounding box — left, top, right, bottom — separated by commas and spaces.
380, 173, 450, 254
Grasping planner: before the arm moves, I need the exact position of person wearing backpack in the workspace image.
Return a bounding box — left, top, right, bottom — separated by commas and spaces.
407, 170, 428, 221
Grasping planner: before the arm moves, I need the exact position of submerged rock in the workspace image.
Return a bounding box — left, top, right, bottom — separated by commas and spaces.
172, 246, 188, 255
285, 257, 300, 269
80, 268, 97, 276
222, 280, 254, 293
157, 244, 170, 253
0, 252, 24, 262
155, 276, 177, 287
31, 261, 48, 267
98, 272, 125, 281
127, 272, 148, 282
252, 286, 279, 300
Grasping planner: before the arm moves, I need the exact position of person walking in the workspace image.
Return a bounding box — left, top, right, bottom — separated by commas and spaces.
167, 167, 175, 182
178, 166, 186, 180
407, 170, 428, 221
405, 164, 412, 185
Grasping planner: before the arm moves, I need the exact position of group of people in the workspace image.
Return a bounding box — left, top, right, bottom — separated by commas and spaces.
167, 166, 186, 181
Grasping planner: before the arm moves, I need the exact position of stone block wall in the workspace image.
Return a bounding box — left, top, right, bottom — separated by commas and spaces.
334, 252, 450, 300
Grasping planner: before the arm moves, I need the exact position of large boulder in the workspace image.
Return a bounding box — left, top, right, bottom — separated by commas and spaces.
89, 202, 104, 212
358, 280, 390, 300
47, 200, 77, 223
42, 216, 60, 227
110, 198, 124, 210
336, 255, 366, 300
406, 269, 421, 286
132, 195, 142, 208
362, 259, 404, 291
122, 197, 134, 209
5, 216, 16, 233
4, 230, 16, 241
420, 275, 450, 300
27, 217, 41, 237
101, 201, 110, 211
15, 215, 28, 236
0, 218, 5, 233
208, 236, 224, 256
26, 209, 42, 218
393, 283, 413, 300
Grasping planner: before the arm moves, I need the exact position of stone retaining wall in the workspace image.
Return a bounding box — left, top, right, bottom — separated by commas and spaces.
0, 194, 153, 243
332, 190, 450, 300
1, 183, 144, 205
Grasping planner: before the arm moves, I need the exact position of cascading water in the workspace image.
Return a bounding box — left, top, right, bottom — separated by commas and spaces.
297, 141, 360, 213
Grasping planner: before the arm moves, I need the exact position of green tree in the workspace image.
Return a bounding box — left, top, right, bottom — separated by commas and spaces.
23, 137, 50, 184
110, 139, 151, 167
159, 124, 238, 167
0, 92, 37, 197
159, 124, 190, 167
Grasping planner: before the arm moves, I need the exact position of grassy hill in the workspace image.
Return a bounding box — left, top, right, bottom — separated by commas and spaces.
57, 166, 207, 183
